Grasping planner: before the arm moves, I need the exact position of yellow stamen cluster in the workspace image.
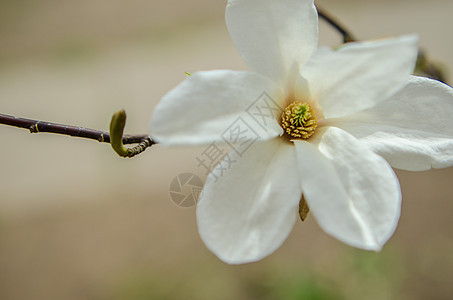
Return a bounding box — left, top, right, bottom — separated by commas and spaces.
281, 102, 317, 139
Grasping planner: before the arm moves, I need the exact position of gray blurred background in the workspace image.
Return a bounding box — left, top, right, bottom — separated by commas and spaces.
1, 0, 452, 299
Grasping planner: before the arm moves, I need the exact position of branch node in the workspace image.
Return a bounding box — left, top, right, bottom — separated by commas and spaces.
29, 123, 39, 133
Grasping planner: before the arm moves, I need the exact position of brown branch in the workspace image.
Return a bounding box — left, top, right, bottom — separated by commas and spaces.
0, 113, 153, 146
317, 8, 356, 43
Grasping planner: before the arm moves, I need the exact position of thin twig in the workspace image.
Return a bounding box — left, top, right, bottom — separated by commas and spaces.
0, 113, 152, 145
317, 8, 356, 43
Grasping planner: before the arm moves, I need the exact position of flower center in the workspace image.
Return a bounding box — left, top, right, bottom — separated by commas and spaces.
281, 102, 317, 139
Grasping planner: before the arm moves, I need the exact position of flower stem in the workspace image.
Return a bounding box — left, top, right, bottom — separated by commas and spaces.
317, 8, 356, 43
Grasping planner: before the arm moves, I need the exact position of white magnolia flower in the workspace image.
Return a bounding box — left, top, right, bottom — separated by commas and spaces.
150, 0, 453, 264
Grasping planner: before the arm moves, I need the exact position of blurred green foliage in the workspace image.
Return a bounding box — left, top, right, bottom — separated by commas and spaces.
110, 247, 405, 300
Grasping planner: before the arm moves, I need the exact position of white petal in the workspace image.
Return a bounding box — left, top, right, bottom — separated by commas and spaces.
197, 138, 301, 264
294, 127, 401, 250
334, 76, 453, 171
299, 35, 418, 118
150, 70, 283, 146
226, 0, 318, 87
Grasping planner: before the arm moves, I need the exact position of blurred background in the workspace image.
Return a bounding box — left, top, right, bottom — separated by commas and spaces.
1, 0, 452, 299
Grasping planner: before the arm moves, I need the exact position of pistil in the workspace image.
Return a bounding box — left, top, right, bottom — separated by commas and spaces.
281, 102, 317, 139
